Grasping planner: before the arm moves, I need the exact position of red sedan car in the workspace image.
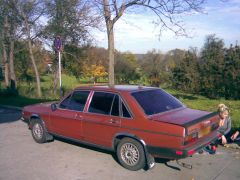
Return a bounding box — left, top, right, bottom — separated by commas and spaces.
22, 85, 219, 171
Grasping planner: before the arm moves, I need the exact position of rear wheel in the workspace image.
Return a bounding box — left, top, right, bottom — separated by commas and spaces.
117, 138, 146, 171
31, 119, 47, 143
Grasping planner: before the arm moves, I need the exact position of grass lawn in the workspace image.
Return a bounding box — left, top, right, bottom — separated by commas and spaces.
0, 95, 55, 107
165, 89, 240, 130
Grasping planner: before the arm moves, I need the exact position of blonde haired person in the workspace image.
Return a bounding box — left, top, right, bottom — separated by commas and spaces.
218, 104, 239, 144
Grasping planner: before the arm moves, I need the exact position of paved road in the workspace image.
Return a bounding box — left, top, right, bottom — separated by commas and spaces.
0, 106, 240, 180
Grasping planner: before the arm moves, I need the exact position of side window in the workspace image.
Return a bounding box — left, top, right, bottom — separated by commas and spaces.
111, 95, 119, 116
68, 91, 90, 111
59, 94, 71, 109
121, 100, 132, 118
89, 92, 115, 115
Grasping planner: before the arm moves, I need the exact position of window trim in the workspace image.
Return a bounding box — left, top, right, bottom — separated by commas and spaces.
110, 94, 120, 117
58, 90, 91, 112
58, 93, 73, 110
120, 97, 133, 119
87, 91, 116, 116
130, 88, 185, 117
86, 91, 133, 119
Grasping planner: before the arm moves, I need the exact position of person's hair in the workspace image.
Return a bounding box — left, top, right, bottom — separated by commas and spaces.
217, 103, 229, 114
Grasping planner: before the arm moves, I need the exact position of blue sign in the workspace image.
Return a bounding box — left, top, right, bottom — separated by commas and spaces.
54, 36, 62, 51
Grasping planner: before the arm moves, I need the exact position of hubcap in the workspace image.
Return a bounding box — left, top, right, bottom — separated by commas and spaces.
120, 143, 140, 166
33, 123, 43, 139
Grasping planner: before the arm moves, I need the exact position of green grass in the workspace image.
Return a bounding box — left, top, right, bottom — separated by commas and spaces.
0, 95, 55, 107
165, 89, 240, 130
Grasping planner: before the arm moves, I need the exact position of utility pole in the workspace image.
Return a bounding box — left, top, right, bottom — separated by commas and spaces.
54, 36, 63, 97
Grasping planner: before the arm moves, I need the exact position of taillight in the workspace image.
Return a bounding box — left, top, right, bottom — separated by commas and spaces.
184, 132, 198, 145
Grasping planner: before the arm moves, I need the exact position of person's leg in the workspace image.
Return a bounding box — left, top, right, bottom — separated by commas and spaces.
225, 132, 233, 143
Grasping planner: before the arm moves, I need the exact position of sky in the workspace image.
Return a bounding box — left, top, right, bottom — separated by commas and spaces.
93, 0, 240, 54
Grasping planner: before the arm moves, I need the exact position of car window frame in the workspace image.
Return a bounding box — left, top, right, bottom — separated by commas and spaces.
119, 96, 133, 119
130, 88, 186, 117
58, 93, 73, 110
86, 91, 133, 119
87, 91, 117, 116
110, 94, 120, 117
58, 90, 91, 112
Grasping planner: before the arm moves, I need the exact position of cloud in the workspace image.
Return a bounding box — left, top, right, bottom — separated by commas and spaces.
92, 2, 240, 53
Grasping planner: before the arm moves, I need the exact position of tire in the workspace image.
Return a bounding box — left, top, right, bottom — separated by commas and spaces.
117, 138, 146, 171
31, 119, 47, 144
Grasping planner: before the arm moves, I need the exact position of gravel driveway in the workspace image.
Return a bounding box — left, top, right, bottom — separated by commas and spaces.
0, 106, 239, 180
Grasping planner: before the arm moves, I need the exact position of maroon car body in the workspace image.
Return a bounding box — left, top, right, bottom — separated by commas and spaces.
22, 85, 219, 171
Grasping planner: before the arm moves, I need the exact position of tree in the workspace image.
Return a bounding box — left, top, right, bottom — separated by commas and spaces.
83, 64, 108, 83
99, 0, 208, 86
62, 44, 87, 79
141, 49, 165, 87
86, 47, 108, 70
223, 44, 240, 99
44, 0, 99, 45
14, 0, 45, 97
0, 0, 20, 91
200, 34, 225, 98
43, 0, 99, 94
115, 52, 140, 84
172, 48, 200, 92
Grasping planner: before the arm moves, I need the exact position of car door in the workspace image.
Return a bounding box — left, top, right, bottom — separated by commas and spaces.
82, 91, 121, 148
49, 90, 90, 140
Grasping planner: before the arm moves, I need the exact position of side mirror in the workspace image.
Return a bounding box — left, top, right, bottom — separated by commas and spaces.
51, 103, 57, 111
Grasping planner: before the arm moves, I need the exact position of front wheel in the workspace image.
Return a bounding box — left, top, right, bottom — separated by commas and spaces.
117, 138, 146, 171
31, 119, 47, 144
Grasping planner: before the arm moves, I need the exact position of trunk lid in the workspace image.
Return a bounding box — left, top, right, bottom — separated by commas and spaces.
149, 108, 219, 139
149, 108, 212, 126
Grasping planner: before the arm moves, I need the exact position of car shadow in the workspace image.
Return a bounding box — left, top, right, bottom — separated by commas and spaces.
53, 136, 114, 155
0, 107, 22, 124
155, 158, 181, 171
53, 136, 182, 171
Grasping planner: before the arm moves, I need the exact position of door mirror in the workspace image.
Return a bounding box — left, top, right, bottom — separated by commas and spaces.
51, 103, 57, 111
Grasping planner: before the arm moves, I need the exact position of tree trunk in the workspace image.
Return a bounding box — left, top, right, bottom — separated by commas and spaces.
9, 40, 17, 90
27, 39, 42, 97
103, 0, 115, 86
107, 22, 115, 86
3, 16, 9, 87
23, 13, 42, 97
2, 40, 9, 87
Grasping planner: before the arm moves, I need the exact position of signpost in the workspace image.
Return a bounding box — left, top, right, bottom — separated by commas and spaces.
54, 36, 62, 97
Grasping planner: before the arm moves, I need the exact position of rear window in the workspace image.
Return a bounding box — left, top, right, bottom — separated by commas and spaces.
132, 89, 183, 115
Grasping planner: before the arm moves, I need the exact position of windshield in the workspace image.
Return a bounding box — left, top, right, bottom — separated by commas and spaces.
132, 89, 184, 115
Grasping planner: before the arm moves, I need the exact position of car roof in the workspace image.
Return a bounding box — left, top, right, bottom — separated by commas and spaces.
74, 85, 157, 93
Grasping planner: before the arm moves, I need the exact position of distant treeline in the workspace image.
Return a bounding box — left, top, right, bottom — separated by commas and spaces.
171, 35, 240, 99
1, 34, 239, 100
118, 35, 240, 100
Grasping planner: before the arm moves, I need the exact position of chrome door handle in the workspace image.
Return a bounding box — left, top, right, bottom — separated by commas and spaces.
75, 114, 83, 119
108, 119, 118, 123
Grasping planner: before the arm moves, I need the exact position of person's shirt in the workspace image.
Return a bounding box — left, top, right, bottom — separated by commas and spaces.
218, 116, 231, 135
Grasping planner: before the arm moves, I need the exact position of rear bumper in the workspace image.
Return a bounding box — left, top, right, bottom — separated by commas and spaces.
146, 131, 218, 159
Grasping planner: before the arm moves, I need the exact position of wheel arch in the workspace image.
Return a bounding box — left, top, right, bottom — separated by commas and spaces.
113, 132, 155, 170
29, 114, 45, 130
113, 133, 147, 151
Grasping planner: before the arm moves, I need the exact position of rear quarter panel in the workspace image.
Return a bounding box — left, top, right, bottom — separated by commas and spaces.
120, 91, 185, 149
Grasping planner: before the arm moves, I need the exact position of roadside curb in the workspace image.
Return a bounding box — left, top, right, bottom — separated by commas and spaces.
0, 105, 23, 111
